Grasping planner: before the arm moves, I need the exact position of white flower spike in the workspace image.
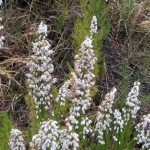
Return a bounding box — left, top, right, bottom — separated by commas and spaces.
30, 120, 60, 150
134, 114, 150, 149
27, 22, 56, 119
95, 87, 117, 144
90, 15, 98, 36
126, 81, 140, 118
9, 129, 25, 150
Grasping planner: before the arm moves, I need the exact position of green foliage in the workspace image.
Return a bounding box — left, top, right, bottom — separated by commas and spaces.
115, 0, 144, 34
24, 86, 39, 140
55, 7, 67, 34
122, 58, 129, 97
53, 85, 72, 121
118, 0, 137, 28
0, 112, 13, 150
66, 61, 74, 74
140, 95, 150, 106
73, 18, 89, 52
115, 58, 131, 109
51, 4, 67, 39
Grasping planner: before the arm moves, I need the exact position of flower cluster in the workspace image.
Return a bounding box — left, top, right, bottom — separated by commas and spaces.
98, 87, 117, 113
30, 120, 60, 150
126, 81, 140, 118
90, 15, 98, 36
56, 79, 74, 106
95, 87, 117, 144
56, 16, 98, 141
113, 109, 124, 133
27, 22, 56, 119
0, 1, 4, 48
37, 22, 48, 35
66, 37, 96, 138
113, 108, 130, 143
9, 129, 25, 150
57, 25, 97, 148
121, 107, 130, 125
60, 122, 79, 150
56, 16, 98, 108
112, 109, 124, 144
134, 114, 150, 150
56, 37, 96, 114
70, 38, 96, 112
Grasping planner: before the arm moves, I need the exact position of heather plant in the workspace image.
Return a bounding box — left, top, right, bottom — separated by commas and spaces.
112, 82, 140, 149
55, 15, 99, 107
27, 21, 57, 122
55, 14, 98, 147
92, 81, 142, 150
55, 0, 109, 121
3, 0, 149, 150
64, 36, 96, 141
73, 0, 110, 77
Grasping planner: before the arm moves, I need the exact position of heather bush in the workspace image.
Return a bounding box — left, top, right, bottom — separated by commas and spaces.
0, 0, 149, 150
24, 20, 149, 150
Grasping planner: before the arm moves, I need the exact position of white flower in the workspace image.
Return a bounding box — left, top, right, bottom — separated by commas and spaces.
37, 21, 48, 34
81, 37, 93, 48
9, 129, 25, 150
90, 16, 98, 35
56, 78, 74, 106
113, 109, 124, 131
95, 87, 117, 144
126, 81, 140, 118
99, 87, 117, 113
31, 120, 60, 150
60, 125, 79, 150
112, 109, 126, 144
